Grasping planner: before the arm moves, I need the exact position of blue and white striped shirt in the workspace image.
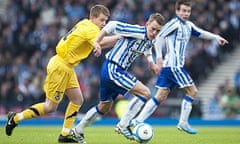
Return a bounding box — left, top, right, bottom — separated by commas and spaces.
103, 21, 154, 70
155, 16, 218, 68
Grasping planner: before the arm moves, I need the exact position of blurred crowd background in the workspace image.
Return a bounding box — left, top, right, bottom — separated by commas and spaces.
0, 0, 240, 119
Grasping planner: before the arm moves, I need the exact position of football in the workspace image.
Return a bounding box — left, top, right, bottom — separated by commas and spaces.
133, 123, 154, 143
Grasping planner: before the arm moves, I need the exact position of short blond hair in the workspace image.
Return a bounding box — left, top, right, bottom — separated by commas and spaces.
90, 4, 110, 18
148, 13, 165, 26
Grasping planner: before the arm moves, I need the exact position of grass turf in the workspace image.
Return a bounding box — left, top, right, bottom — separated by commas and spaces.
1, 126, 240, 144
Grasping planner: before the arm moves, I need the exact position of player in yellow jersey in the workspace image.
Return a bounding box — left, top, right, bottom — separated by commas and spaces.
5, 4, 120, 143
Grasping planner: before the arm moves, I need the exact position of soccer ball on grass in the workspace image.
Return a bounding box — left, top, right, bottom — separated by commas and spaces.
133, 123, 154, 143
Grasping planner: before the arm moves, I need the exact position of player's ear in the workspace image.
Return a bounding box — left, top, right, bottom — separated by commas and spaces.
90, 15, 97, 21
176, 9, 180, 15
146, 21, 150, 27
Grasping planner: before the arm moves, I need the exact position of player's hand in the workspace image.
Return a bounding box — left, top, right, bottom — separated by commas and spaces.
93, 42, 102, 57
217, 36, 228, 46
149, 62, 161, 75
156, 58, 163, 67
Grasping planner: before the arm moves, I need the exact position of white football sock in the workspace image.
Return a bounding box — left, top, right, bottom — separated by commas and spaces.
118, 96, 146, 128
135, 97, 160, 123
179, 96, 193, 123
75, 106, 102, 134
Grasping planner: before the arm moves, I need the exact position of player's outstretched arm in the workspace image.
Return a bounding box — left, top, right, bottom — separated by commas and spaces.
100, 35, 122, 49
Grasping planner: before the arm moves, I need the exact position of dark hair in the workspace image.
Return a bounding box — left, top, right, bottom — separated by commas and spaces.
175, 0, 192, 10
90, 4, 110, 17
148, 13, 165, 26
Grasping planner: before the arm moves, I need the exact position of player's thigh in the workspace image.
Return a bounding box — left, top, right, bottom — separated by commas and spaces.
44, 57, 71, 104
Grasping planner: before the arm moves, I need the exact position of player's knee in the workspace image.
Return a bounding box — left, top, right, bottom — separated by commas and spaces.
193, 89, 198, 97
78, 95, 85, 105
43, 99, 58, 113
69, 95, 84, 106
187, 89, 198, 98
142, 87, 151, 99
44, 103, 58, 113
155, 89, 169, 102
98, 103, 111, 114
156, 95, 167, 102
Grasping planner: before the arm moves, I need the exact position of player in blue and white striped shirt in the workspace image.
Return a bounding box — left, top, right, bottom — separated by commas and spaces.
71, 13, 165, 143
133, 0, 228, 135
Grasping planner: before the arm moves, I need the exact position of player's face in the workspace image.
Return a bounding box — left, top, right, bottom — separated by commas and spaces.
146, 20, 162, 40
176, 4, 191, 22
91, 13, 109, 30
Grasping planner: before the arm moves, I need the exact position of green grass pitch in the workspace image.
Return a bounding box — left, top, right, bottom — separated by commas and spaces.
1, 126, 240, 144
